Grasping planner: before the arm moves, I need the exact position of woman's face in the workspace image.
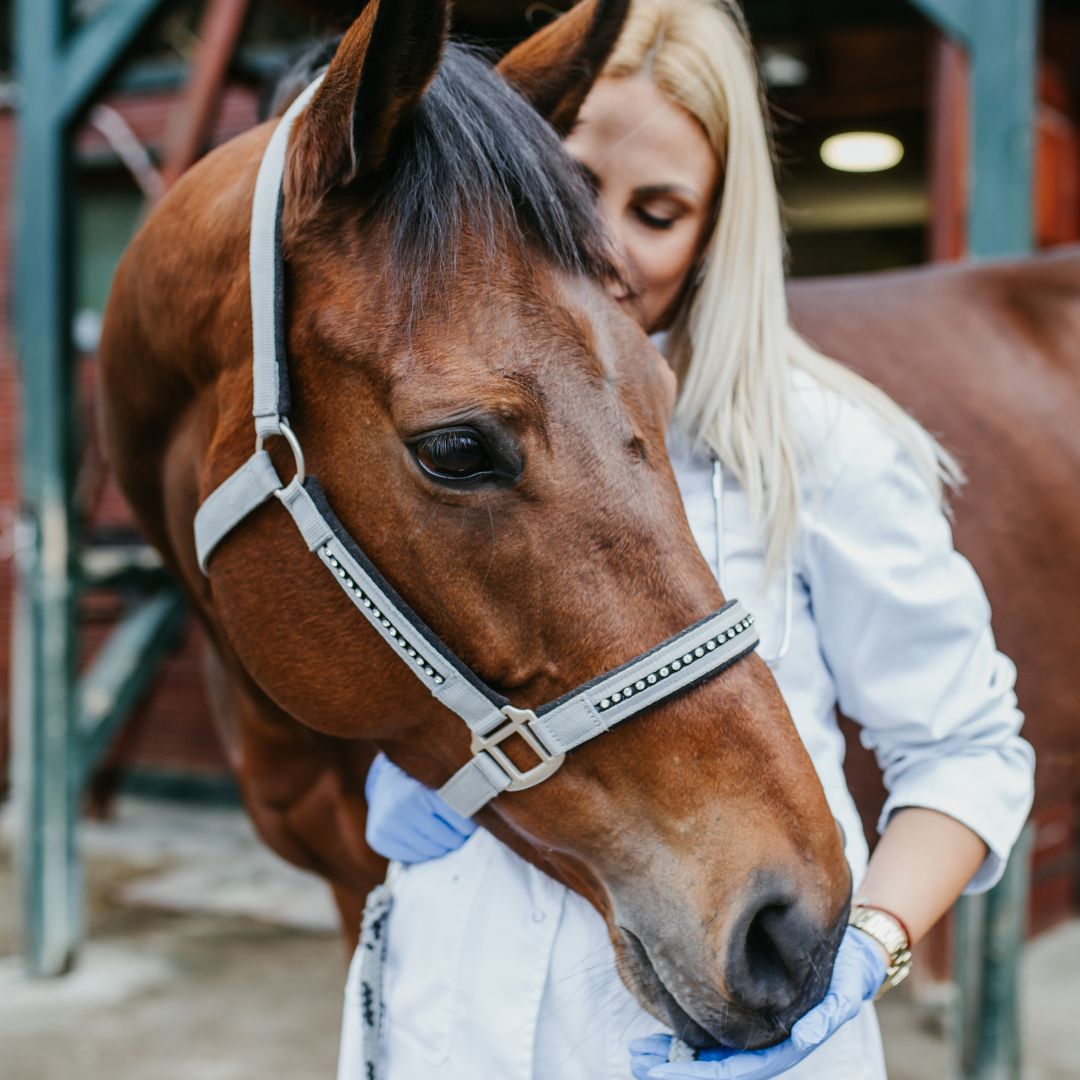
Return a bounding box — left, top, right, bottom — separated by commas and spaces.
565, 75, 721, 334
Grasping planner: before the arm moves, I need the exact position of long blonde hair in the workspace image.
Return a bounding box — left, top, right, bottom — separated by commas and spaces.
603, 0, 962, 572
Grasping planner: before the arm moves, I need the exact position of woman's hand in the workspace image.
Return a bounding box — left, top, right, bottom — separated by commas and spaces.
364, 753, 476, 863
628, 927, 886, 1080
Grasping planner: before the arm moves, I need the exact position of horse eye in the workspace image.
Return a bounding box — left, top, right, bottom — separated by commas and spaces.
413, 429, 494, 481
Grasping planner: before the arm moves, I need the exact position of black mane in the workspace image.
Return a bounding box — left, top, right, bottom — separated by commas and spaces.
279, 41, 619, 303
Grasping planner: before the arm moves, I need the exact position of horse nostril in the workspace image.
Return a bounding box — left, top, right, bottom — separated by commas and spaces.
726, 893, 834, 1019
744, 902, 793, 987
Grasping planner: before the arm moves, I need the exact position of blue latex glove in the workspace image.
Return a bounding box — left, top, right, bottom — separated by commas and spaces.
364, 753, 476, 864
629, 927, 887, 1080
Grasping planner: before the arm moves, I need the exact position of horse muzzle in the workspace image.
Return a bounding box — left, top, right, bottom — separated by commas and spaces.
615, 884, 849, 1051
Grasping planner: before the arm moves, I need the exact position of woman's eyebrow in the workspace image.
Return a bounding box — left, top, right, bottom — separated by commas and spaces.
633, 182, 700, 202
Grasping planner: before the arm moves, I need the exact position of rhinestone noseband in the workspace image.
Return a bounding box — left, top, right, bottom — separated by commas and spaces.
191, 77, 760, 817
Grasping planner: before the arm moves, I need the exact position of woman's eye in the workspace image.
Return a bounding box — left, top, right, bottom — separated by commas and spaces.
634, 206, 679, 230
413, 430, 494, 480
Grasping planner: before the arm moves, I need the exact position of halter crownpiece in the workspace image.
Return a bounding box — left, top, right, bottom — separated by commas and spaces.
192, 77, 760, 817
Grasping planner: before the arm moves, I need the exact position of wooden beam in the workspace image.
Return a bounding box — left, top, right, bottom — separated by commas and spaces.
160, 0, 253, 189
928, 36, 969, 259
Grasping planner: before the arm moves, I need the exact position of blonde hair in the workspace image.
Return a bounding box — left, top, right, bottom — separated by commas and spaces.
603, 0, 962, 573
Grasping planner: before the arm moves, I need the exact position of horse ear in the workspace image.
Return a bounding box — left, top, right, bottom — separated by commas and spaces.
497, 0, 631, 137
285, 0, 450, 217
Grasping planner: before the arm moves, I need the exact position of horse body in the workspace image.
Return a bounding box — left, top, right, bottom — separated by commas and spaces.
789, 248, 1080, 814
99, 0, 851, 1051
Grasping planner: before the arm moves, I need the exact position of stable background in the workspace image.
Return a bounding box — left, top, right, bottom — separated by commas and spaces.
1, 2, 1078, 1078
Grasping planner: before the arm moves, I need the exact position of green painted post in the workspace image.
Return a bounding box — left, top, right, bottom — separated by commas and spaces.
967, 827, 1033, 1080
75, 588, 187, 788
13, 0, 82, 980
12, 0, 169, 977
907, 4, 1037, 1078
911, 4, 1036, 1075
909, 0, 974, 41
952, 890, 987, 1075
967, 0, 1037, 256
58, 0, 170, 123
946, 0, 1037, 1067
953, 828, 1034, 1080
910, 0, 1038, 256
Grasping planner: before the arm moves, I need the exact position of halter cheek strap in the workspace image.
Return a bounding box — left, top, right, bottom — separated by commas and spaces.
192, 76, 760, 818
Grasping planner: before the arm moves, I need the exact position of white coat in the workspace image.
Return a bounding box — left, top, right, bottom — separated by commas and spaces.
339, 370, 1035, 1079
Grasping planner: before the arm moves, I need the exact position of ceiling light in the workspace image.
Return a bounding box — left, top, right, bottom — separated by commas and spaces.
760, 49, 810, 88
820, 132, 904, 173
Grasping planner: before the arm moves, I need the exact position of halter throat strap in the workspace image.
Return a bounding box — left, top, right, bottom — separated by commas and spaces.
191, 76, 760, 818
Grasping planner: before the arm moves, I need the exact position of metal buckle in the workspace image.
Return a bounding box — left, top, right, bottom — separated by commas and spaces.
256, 418, 306, 492
471, 705, 566, 791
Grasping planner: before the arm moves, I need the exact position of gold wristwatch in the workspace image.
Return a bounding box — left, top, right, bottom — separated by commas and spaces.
847, 904, 912, 998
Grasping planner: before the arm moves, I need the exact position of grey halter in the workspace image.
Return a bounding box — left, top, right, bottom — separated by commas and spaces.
192, 77, 760, 818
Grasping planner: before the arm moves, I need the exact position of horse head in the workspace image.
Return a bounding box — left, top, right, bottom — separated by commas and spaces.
100, 0, 850, 1050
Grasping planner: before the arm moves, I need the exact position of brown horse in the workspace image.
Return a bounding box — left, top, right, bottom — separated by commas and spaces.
789, 248, 1080, 823
98, 0, 850, 1051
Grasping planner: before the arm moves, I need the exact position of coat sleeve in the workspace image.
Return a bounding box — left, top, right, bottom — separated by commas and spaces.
799, 406, 1035, 894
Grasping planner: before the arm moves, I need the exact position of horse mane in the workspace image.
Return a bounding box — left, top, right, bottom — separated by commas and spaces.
274, 41, 621, 311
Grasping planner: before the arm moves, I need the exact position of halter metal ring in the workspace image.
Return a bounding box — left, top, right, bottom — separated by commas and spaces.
256, 419, 306, 490
471, 705, 566, 791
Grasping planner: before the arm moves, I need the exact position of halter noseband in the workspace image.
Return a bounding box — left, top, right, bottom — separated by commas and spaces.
191, 78, 760, 817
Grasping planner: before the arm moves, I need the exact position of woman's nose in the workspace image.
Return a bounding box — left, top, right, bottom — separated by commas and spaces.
604, 274, 631, 303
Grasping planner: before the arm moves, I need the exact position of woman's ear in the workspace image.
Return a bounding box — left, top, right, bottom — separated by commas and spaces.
497, 0, 631, 137
285, 0, 450, 220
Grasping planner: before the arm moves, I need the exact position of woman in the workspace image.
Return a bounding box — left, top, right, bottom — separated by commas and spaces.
348, 2, 1035, 1077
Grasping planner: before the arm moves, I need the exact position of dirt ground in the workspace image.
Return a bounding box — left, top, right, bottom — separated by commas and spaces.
0, 798, 1076, 1080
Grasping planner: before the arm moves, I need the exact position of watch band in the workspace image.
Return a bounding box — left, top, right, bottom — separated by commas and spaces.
848, 904, 913, 998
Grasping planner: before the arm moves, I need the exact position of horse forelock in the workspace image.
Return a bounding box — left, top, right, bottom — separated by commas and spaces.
279, 42, 622, 320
